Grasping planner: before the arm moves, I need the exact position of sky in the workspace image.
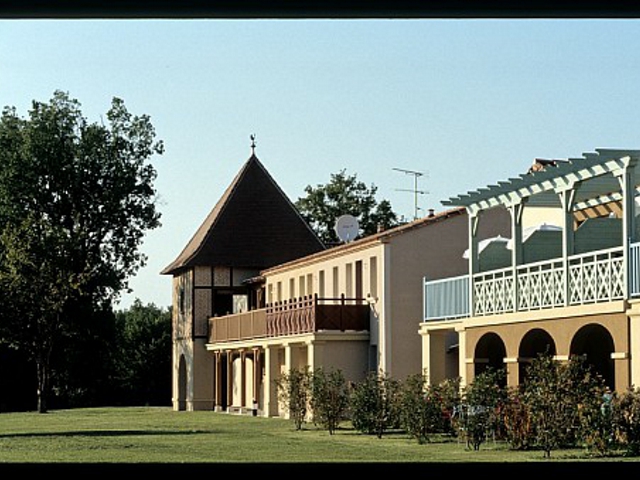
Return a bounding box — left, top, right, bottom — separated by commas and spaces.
2, 17, 640, 310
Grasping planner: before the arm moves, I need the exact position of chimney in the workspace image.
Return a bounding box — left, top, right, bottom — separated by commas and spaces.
428, 208, 435, 218
377, 223, 385, 233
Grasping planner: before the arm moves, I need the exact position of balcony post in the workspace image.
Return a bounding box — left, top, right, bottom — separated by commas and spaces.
559, 187, 576, 306
616, 158, 638, 298
467, 210, 479, 317
509, 201, 525, 312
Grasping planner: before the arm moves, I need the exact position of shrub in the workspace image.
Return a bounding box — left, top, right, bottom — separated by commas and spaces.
502, 387, 532, 450
456, 368, 507, 450
614, 386, 640, 456
309, 367, 350, 435
432, 376, 462, 436
399, 371, 443, 444
350, 370, 402, 438
522, 352, 604, 458
275, 367, 311, 430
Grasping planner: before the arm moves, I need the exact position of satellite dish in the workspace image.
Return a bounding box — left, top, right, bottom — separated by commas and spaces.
335, 214, 359, 243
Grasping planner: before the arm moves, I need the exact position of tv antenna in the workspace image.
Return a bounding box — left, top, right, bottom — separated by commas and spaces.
393, 167, 428, 220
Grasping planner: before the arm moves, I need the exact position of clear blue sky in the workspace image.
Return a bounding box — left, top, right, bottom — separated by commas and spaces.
2, 18, 640, 310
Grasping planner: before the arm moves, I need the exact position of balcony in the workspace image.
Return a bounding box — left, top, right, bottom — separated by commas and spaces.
208, 294, 369, 343
423, 243, 638, 321
208, 308, 268, 343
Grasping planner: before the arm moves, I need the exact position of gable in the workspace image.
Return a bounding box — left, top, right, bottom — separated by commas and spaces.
161, 154, 325, 275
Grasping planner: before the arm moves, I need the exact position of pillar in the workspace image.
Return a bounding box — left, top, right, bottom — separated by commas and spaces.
214, 351, 223, 412
262, 344, 280, 417
422, 329, 448, 386
226, 350, 233, 410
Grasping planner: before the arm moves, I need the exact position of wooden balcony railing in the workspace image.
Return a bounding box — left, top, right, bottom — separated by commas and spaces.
267, 294, 369, 337
208, 294, 370, 343
208, 308, 268, 342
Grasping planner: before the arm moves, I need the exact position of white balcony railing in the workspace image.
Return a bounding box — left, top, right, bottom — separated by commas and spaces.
423, 274, 469, 320
424, 244, 636, 321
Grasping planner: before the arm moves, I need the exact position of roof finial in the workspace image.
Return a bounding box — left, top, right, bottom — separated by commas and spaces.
250, 134, 256, 155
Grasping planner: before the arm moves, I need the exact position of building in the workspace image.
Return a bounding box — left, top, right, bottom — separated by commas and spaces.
421, 148, 640, 393
163, 146, 509, 415
161, 148, 325, 411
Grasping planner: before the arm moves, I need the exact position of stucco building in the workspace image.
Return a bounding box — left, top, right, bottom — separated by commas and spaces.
162, 145, 510, 415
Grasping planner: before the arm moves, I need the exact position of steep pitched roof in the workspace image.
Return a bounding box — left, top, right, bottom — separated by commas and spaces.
161, 154, 325, 275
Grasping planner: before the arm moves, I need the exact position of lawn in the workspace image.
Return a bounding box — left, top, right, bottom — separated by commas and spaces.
0, 406, 636, 471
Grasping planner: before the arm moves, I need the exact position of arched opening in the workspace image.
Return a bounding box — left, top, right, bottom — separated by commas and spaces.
178, 354, 187, 411
570, 323, 615, 390
474, 332, 507, 387
518, 328, 556, 385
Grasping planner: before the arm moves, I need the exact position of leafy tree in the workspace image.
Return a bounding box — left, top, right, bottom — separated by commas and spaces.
113, 299, 172, 406
0, 90, 164, 412
309, 367, 350, 434
295, 169, 400, 245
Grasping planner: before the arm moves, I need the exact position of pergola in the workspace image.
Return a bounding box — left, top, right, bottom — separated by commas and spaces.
434, 149, 640, 317
442, 149, 640, 215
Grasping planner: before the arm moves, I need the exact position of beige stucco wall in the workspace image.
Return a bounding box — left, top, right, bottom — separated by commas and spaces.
308, 336, 370, 383
388, 207, 510, 381
264, 242, 383, 350
461, 308, 630, 391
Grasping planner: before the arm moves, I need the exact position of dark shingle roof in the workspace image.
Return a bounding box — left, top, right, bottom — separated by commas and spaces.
161, 154, 325, 275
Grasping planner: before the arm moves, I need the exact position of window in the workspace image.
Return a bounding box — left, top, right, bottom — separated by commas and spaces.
319, 270, 325, 297
306, 273, 313, 296
369, 256, 378, 298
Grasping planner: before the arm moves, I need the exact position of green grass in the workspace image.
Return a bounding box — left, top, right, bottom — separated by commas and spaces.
0, 406, 636, 465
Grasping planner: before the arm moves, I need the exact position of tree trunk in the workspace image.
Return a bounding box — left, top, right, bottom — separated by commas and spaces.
36, 358, 49, 413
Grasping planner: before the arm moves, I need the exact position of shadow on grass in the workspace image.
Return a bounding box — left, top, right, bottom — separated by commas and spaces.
0, 429, 218, 438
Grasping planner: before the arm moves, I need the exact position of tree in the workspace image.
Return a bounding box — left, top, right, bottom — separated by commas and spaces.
295, 169, 400, 245
113, 300, 171, 406
0, 90, 164, 413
